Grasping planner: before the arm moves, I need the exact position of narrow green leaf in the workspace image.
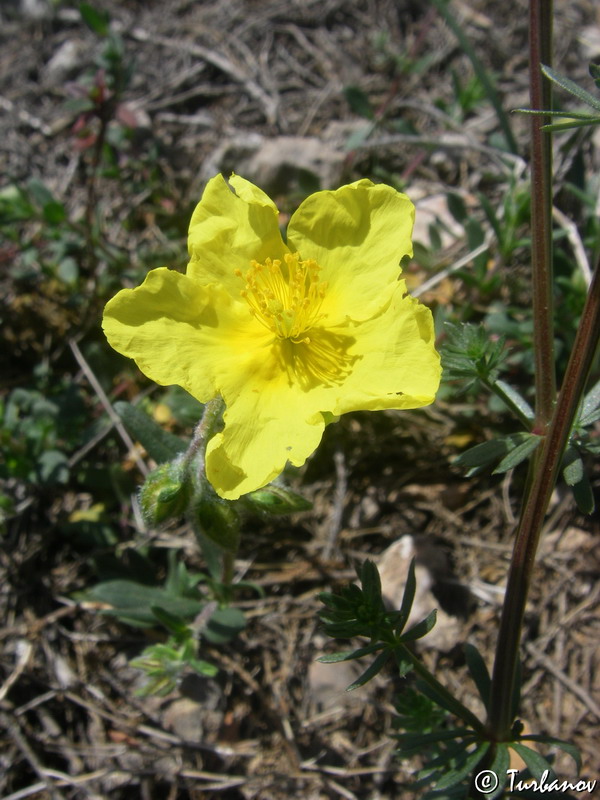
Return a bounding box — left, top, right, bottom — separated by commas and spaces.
495, 379, 535, 422
394, 728, 470, 749
360, 559, 383, 610
453, 438, 511, 470
542, 118, 600, 133
395, 557, 417, 635
430, 0, 517, 152
464, 643, 491, 712
520, 735, 581, 773
447, 193, 467, 223
317, 643, 384, 663
346, 650, 390, 691
516, 108, 599, 120
401, 609, 437, 643
510, 742, 556, 780
434, 741, 490, 791
492, 434, 541, 473
114, 401, 186, 463
541, 64, 600, 112
486, 744, 511, 799
79, 2, 110, 36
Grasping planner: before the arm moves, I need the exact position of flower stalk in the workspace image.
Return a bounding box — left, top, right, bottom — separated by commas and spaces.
529, 0, 556, 432
486, 0, 600, 741
487, 253, 600, 740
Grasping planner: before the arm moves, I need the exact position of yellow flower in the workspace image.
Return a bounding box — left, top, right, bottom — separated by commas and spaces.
103, 174, 441, 500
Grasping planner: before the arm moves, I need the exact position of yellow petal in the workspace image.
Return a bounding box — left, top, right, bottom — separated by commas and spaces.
206, 350, 328, 499
187, 174, 288, 291
328, 282, 441, 413
102, 267, 268, 402
287, 179, 414, 322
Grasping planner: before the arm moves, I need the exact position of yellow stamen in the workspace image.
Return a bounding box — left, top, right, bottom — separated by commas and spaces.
238, 253, 328, 340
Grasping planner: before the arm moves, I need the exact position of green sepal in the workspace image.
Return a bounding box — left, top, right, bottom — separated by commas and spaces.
138, 459, 189, 526
192, 498, 240, 553
241, 483, 312, 515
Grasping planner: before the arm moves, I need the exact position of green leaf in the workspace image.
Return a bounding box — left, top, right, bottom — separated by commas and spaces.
79, 2, 110, 36
434, 741, 490, 791
492, 434, 541, 473
360, 559, 383, 611
401, 609, 437, 643
580, 378, 600, 425
486, 744, 511, 799
150, 605, 190, 637
114, 401, 186, 463
317, 643, 385, 663
464, 643, 491, 712
189, 658, 218, 678
395, 557, 417, 635
343, 85, 375, 120
454, 433, 534, 475
541, 64, 600, 112
37, 449, 69, 484
79, 580, 203, 627
394, 728, 470, 749
27, 178, 55, 209
570, 472, 595, 515
542, 117, 600, 133
447, 193, 467, 223
43, 201, 67, 225
519, 735, 581, 773
202, 606, 246, 644
346, 650, 391, 691
495, 379, 535, 423
510, 742, 556, 781
563, 446, 583, 486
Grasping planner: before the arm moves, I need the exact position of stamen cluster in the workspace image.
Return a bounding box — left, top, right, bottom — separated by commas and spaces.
236, 253, 328, 342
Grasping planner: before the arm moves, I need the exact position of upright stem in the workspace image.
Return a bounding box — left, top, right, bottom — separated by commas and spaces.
529, 0, 556, 432
487, 256, 600, 740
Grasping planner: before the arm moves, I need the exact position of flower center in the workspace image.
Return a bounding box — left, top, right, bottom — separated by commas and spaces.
236, 253, 328, 342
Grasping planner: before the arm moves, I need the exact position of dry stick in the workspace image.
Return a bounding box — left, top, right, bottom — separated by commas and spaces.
487, 253, 600, 740
69, 339, 149, 476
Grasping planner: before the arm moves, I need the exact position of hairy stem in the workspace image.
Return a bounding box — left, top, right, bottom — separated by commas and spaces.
529, 0, 556, 432
487, 254, 600, 739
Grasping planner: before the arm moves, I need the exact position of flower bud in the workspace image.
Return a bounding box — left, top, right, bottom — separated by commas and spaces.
241, 483, 312, 515
138, 460, 189, 526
